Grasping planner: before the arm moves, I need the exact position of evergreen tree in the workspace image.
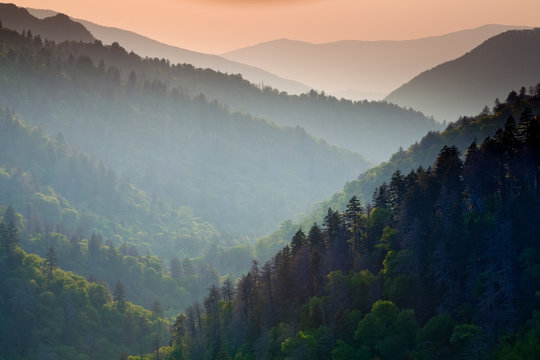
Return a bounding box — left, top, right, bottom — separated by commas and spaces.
114, 280, 126, 311
291, 228, 306, 254
46, 245, 58, 280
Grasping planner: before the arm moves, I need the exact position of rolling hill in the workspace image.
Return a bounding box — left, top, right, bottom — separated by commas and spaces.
222, 24, 527, 101
386, 28, 540, 121
23, 4, 440, 163
0, 24, 369, 239
255, 86, 540, 260
25, 6, 311, 95
0, 3, 94, 43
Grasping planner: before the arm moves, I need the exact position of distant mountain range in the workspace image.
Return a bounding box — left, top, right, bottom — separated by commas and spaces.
24, 7, 310, 95
0, 25, 369, 238
0, 3, 94, 43
386, 28, 540, 121
222, 24, 528, 101
10, 4, 439, 164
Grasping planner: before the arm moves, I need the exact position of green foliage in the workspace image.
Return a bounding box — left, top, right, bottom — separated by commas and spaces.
416, 314, 455, 359
354, 301, 418, 360
253, 89, 540, 261
331, 340, 361, 360
495, 312, 540, 360
0, 109, 218, 260
169, 111, 540, 359
281, 331, 317, 360
0, 242, 168, 360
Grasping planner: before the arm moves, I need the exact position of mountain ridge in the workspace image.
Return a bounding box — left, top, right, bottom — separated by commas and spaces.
0, 25, 369, 238
386, 28, 540, 121
23, 4, 440, 163
0, 3, 94, 43
222, 24, 529, 101
254, 86, 540, 261
25, 6, 311, 95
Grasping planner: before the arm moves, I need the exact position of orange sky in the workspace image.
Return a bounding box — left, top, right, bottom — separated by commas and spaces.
10, 0, 540, 53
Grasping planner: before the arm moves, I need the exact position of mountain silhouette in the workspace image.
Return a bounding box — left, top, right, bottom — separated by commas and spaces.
26, 7, 310, 95
386, 28, 540, 121
0, 3, 94, 43
222, 25, 528, 101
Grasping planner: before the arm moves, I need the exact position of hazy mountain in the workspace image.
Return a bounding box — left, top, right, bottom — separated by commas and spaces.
0, 25, 368, 239
386, 28, 540, 121
26, 7, 310, 95
255, 86, 540, 260
0, 106, 218, 261
0, 108, 223, 314
174, 91, 540, 360
222, 25, 528, 101
0, 3, 94, 43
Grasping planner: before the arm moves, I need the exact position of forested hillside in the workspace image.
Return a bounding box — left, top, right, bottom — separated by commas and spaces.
0, 7, 439, 163
0, 212, 170, 360
0, 108, 217, 259
0, 108, 235, 314
165, 111, 540, 359
0, 25, 368, 237
255, 87, 540, 261
386, 28, 540, 121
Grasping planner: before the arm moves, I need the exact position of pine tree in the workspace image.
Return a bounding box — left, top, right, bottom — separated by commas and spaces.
46, 245, 58, 280
307, 223, 323, 249
114, 281, 126, 311
291, 228, 306, 254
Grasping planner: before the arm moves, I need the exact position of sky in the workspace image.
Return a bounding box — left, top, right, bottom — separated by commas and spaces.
10, 0, 540, 54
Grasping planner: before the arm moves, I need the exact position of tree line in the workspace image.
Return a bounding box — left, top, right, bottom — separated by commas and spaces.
164, 110, 540, 359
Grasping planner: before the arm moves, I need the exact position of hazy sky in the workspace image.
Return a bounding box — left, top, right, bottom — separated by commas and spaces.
11, 0, 540, 53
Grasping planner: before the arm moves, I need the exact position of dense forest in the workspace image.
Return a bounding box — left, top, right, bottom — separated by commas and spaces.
0, 11, 538, 360
0, 24, 369, 238
255, 87, 540, 261
0, 108, 218, 258
0, 14, 439, 164
0, 108, 240, 315
163, 109, 540, 359
0, 209, 170, 360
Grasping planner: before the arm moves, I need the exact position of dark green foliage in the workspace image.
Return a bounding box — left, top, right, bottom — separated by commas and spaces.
0, 231, 168, 360
168, 113, 540, 359
255, 86, 540, 261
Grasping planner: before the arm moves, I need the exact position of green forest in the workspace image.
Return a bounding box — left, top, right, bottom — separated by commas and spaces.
0, 7, 538, 360
0, 25, 371, 238
255, 87, 540, 261
0, 209, 170, 359
164, 105, 540, 359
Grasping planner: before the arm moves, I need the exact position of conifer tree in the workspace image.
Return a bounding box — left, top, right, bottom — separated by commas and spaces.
46, 245, 58, 280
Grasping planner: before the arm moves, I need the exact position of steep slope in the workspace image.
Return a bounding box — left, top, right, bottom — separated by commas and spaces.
0, 109, 254, 315
0, 3, 94, 43
0, 229, 169, 360
0, 107, 218, 260
25, 6, 310, 95
223, 25, 527, 101
169, 112, 540, 359
255, 87, 540, 260
24, 5, 440, 163
0, 26, 368, 238
386, 28, 540, 121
